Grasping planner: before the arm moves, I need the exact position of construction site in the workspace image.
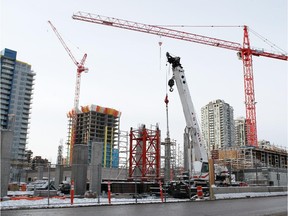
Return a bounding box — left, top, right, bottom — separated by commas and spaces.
2, 11, 287, 201
21, 13, 287, 197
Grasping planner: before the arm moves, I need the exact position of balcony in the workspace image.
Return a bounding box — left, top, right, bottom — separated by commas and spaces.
1, 83, 12, 90
18, 145, 26, 151
23, 103, 31, 109
2, 58, 15, 65
21, 124, 28, 130
22, 109, 30, 115
25, 86, 34, 92
1, 68, 13, 74
26, 76, 35, 82
1, 100, 9, 106
24, 94, 32, 100
1, 73, 13, 80
1, 104, 9, 110
2, 63, 14, 70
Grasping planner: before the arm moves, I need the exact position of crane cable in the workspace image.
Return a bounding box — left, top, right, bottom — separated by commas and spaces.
248, 27, 287, 55
159, 36, 162, 71
158, 37, 171, 138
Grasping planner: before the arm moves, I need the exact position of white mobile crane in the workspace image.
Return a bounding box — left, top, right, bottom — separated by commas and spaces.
166, 53, 230, 198
166, 52, 209, 182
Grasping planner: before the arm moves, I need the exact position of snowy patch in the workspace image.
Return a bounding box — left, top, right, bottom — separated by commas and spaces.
1, 191, 287, 210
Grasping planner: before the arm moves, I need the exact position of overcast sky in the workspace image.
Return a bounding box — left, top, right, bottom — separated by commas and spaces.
1, 0, 287, 163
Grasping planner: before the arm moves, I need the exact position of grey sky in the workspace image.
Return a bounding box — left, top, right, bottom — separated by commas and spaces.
1, 0, 287, 163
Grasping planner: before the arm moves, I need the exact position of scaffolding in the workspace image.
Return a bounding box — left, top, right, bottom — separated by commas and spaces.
161, 138, 177, 181
118, 130, 129, 168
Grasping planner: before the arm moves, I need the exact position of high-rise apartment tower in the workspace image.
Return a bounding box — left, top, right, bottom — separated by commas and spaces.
201, 99, 235, 151
234, 117, 247, 147
0, 48, 35, 162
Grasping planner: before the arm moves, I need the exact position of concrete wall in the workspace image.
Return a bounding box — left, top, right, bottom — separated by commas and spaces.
213, 186, 287, 194
54, 164, 63, 188
268, 169, 287, 186
1, 130, 13, 197
90, 142, 103, 193
243, 168, 287, 186
71, 144, 88, 195
25, 166, 128, 183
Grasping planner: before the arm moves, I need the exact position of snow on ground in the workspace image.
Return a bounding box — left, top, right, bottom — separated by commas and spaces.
1, 191, 287, 210
214, 191, 287, 199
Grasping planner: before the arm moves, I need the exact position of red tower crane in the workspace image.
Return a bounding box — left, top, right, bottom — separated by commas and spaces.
48, 21, 88, 164
72, 12, 287, 147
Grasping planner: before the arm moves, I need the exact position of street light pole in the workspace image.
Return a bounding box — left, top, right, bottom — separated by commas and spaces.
255, 163, 258, 185
48, 162, 51, 206
134, 179, 137, 203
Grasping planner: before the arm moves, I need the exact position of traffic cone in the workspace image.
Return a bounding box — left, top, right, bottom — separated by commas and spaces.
197, 186, 203, 199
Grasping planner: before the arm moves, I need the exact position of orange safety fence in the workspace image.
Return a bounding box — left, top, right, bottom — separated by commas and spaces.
10, 196, 44, 201
9, 196, 66, 201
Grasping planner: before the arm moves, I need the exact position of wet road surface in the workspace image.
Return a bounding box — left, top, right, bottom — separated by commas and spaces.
2, 196, 287, 216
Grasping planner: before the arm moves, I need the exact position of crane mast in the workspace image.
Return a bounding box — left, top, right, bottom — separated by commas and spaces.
166, 52, 208, 178
48, 21, 88, 164
72, 12, 287, 147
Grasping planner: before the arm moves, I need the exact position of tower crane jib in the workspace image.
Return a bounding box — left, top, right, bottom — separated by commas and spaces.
72, 12, 287, 147
48, 20, 88, 164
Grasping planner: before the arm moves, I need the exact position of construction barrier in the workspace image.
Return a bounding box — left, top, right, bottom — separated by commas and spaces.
20, 184, 27, 191
51, 196, 66, 200
10, 196, 44, 201
70, 180, 74, 205
9, 196, 65, 201
159, 181, 164, 202
197, 186, 203, 199
108, 181, 111, 204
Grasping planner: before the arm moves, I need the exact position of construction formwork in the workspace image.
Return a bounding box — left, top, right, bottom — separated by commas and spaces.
66, 104, 121, 167
128, 125, 161, 181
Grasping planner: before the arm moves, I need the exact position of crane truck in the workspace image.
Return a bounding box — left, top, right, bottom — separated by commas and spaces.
166, 52, 229, 198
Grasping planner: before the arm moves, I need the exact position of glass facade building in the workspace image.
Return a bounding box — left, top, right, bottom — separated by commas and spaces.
1, 48, 35, 162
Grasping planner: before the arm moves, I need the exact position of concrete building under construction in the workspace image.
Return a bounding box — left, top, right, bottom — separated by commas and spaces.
212, 145, 288, 186
66, 104, 121, 168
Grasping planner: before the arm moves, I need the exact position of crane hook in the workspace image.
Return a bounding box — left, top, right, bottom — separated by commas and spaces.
168, 78, 174, 92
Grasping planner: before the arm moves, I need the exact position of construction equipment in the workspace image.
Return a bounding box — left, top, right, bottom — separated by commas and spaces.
48, 21, 88, 164
72, 12, 287, 147
166, 52, 208, 181
166, 52, 230, 198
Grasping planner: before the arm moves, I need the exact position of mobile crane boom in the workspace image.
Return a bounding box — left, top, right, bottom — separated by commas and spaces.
166, 52, 208, 179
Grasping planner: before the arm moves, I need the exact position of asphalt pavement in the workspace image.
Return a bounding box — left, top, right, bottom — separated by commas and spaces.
1, 196, 287, 216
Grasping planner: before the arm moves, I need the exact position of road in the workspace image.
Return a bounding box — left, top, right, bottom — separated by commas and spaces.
1, 196, 287, 216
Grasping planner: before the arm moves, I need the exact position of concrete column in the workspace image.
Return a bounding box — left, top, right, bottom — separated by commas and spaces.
37, 165, 44, 180
71, 144, 88, 196
54, 164, 64, 188
0, 130, 13, 198
90, 142, 103, 193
